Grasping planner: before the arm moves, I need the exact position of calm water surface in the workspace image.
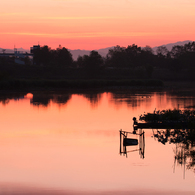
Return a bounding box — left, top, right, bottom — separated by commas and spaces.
0, 90, 195, 195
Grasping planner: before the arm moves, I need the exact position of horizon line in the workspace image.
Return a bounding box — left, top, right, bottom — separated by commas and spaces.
0, 39, 193, 51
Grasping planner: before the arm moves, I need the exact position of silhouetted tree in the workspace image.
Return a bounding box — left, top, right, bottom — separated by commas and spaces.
141, 46, 155, 68
106, 44, 155, 69
106, 46, 127, 68
85, 51, 103, 69
33, 45, 73, 67
183, 42, 195, 52
169, 42, 195, 70
77, 56, 84, 68
55, 46, 73, 67
76, 55, 90, 68
156, 46, 168, 58
143, 45, 154, 54
171, 45, 184, 58
33, 45, 52, 66
125, 44, 142, 67
83, 51, 104, 77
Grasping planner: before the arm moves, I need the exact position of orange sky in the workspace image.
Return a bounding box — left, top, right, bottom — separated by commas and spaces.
1, 0, 195, 50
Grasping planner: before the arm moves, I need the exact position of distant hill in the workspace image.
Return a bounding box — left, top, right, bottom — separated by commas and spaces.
69, 46, 114, 60
152, 40, 192, 53
70, 40, 193, 60
0, 40, 193, 60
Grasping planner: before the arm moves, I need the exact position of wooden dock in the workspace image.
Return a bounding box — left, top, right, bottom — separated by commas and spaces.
134, 122, 189, 129
133, 116, 191, 129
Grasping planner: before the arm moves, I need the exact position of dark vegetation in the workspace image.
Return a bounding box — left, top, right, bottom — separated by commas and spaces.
0, 79, 163, 90
1, 41, 195, 89
139, 109, 195, 129
140, 109, 195, 123
140, 109, 195, 172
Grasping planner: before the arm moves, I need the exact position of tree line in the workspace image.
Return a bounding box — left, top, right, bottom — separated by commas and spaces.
1, 41, 195, 80
32, 42, 195, 70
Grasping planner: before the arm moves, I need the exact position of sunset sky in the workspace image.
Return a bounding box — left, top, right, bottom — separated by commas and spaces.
1, 0, 195, 50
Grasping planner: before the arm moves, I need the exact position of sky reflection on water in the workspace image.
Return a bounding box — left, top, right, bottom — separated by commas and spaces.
0, 90, 195, 194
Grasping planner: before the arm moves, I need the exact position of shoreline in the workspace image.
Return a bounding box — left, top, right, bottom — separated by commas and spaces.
0, 79, 195, 94
0, 79, 164, 91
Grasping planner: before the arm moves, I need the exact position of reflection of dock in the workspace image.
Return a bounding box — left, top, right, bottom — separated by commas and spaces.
119, 129, 145, 159
123, 114, 195, 177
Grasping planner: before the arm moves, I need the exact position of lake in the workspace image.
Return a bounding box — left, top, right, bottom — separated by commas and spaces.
0, 89, 195, 195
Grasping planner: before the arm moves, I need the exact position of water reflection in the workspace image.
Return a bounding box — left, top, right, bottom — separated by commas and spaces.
152, 128, 195, 172
110, 90, 153, 108
167, 89, 195, 110
0, 89, 195, 193
82, 92, 102, 107
30, 92, 72, 107
30, 91, 103, 107
0, 92, 26, 105
110, 89, 195, 110
120, 107, 195, 175
120, 128, 195, 179
154, 129, 195, 173
172, 137, 195, 178
1, 89, 195, 109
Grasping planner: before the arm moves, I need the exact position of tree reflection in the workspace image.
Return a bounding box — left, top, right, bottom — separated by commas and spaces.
30, 92, 72, 107
175, 141, 195, 173
0, 92, 26, 105
111, 91, 152, 108
82, 92, 102, 107
30, 94, 51, 107
30, 91, 102, 107
0, 91, 73, 107
52, 94, 72, 105
152, 128, 195, 172
186, 148, 195, 171
0, 91, 103, 107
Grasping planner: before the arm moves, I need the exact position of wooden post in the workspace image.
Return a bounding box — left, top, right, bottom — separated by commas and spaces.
119, 129, 122, 155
